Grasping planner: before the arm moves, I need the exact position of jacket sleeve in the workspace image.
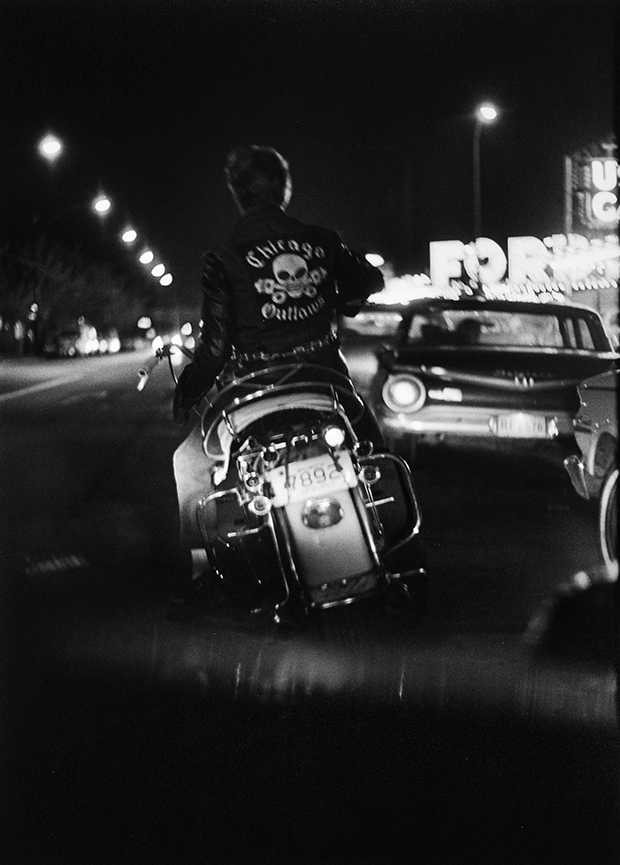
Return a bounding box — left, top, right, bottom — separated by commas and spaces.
173, 252, 233, 417
333, 239, 384, 315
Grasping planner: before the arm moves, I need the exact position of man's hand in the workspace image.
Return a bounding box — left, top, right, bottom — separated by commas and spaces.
339, 300, 364, 317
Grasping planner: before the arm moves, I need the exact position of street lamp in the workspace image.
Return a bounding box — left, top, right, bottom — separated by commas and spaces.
38, 133, 63, 163
473, 102, 498, 239
92, 193, 112, 216
122, 228, 138, 243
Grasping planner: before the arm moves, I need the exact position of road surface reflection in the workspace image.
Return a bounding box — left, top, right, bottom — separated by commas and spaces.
31, 584, 616, 731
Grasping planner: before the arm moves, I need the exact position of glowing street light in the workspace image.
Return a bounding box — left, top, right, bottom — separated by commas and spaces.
38, 134, 63, 163
122, 228, 138, 243
151, 263, 165, 277
477, 103, 498, 123
93, 193, 112, 216
365, 253, 385, 268
139, 250, 154, 264
473, 102, 498, 239
159, 273, 173, 286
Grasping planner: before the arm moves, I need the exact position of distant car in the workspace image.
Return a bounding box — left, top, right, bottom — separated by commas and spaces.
368, 297, 618, 460
564, 369, 618, 567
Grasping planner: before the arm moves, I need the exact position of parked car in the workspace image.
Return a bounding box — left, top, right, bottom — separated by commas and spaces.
368, 297, 618, 460
564, 369, 618, 567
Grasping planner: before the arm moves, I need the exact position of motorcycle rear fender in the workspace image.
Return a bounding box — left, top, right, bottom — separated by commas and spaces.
271, 488, 383, 608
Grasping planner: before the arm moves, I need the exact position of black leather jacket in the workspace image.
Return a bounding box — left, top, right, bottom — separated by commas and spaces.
174, 204, 384, 416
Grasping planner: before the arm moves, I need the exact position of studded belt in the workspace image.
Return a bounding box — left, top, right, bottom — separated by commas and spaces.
233, 331, 339, 364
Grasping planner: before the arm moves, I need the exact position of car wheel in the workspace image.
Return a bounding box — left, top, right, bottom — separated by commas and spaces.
598, 466, 617, 568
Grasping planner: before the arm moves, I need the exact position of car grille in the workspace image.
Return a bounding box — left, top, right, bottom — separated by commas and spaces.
492, 368, 557, 383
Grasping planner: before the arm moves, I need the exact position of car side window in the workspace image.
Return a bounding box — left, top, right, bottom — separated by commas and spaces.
408, 317, 451, 345
574, 318, 595, 350
527, 315, 563, 347
561, 318, 595, 350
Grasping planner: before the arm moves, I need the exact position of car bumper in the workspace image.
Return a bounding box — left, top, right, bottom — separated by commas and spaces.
377, 405, 575, 440
564, 454, 591, 499
563, 453, 605, 501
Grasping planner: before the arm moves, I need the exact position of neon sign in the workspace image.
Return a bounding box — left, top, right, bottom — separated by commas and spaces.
589, 158, 619, 225
430, 234, 619, 287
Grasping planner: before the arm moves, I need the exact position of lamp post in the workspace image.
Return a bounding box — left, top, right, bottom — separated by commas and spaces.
473, 103, 498, 240
28, 135, 64, 354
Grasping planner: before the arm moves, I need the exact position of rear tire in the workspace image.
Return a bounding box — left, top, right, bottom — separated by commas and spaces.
599, 467, 618, 568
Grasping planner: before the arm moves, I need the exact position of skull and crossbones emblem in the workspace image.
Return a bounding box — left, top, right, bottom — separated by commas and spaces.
254, 254, 325, 303
272, 254, 313, 299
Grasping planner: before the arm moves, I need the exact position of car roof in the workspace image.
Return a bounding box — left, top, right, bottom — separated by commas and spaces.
393, 297, 604, 319
356, 303, 410, 314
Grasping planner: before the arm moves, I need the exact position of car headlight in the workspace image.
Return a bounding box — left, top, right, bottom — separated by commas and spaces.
382, 374, 426, 413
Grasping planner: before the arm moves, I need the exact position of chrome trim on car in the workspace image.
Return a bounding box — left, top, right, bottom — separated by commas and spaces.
379, 405, 574, 439
396, 366, 588, 392
564, 454, 590, 500
574, 418, 594, 434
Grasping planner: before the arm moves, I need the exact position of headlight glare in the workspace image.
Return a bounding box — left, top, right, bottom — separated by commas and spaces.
382, 374, 426, 413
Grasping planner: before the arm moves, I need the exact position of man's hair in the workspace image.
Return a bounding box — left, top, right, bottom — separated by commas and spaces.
225, 145, 292, 212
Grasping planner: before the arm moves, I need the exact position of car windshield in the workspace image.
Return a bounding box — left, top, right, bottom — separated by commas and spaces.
406, 309, 598, 350
343, 309, 404, 337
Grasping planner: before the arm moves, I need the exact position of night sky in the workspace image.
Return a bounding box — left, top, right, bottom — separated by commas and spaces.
2, 0, 617, 308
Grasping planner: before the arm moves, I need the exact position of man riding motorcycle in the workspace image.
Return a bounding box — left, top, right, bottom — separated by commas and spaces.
172, 145, 385, 605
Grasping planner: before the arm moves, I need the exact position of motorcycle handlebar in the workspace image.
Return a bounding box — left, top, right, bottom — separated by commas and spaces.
138, 354, 160, 380
136, 342, 195, 390
137, 354, 161, 391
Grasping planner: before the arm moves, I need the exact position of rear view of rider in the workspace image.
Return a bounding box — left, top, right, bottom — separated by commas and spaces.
172, 145, 385, 602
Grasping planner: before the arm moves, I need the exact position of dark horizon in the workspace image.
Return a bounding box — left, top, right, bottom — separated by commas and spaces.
2, 0, 617, 308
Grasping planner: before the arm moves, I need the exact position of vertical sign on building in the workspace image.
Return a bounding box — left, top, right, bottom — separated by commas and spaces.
565, 141, 618, 236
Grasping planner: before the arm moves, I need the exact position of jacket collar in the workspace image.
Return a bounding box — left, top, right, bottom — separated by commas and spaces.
236, 203, 286, 225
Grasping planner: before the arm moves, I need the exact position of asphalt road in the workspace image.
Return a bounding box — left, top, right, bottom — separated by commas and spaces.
0, 351, 617, 865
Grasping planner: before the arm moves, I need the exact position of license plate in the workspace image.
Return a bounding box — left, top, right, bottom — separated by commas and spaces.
493, 413, 548, 438
266, 451, 358, 507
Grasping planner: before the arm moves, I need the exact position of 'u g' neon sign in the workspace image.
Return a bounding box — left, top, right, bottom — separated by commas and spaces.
589, 159, 619, 225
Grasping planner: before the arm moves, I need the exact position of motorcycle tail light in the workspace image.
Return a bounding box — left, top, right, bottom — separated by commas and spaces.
354, 440, 374, 458
263, 447, 279, 464
323, 425, 346, 448
383, 374, 426, 413
249, 495, 271, 516
359, 464, 381, 485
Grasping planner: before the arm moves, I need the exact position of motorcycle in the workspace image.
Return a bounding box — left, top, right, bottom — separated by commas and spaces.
139, 344, 427, 629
